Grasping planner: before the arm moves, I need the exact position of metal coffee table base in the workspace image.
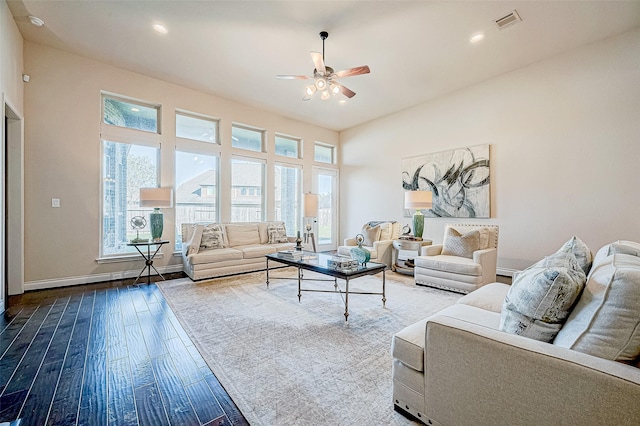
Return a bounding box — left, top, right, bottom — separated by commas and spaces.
265, 254, 386, 322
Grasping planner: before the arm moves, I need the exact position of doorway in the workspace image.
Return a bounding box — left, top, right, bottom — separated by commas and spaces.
3, 97, 25, 311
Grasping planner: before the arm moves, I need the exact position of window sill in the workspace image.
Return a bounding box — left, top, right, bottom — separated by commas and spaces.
95, 253, 165, 264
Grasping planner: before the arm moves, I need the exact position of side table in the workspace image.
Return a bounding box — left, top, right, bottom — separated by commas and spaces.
127, 240, 170, 284
392, 239, 432, 275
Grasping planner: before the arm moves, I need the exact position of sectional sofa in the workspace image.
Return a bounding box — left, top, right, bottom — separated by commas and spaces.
392, 239, 640, 425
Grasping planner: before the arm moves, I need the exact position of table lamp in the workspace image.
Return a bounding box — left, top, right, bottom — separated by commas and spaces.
404, 191, 432, 239
303, 192, 319, 251
139, 187, 173, 241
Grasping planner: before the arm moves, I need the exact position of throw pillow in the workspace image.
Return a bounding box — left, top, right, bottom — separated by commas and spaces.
378, 222, 392, 241
441, 228, 480, 259
267, 223, 289, 244
558, 236, 593, 275
553, 253, 640, 361
200, 224, 225, 250
361, 224, 381, 246
500, 248, 586, 343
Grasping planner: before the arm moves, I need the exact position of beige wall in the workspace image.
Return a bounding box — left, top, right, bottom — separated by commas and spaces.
23, 41, 338, 288
339, 28, 640, 273
1, 0, 23, 113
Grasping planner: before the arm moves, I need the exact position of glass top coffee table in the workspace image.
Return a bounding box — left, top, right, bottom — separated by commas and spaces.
265, 251, 387, 322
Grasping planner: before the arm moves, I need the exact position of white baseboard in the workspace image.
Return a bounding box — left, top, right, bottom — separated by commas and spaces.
23, 264, 184, 292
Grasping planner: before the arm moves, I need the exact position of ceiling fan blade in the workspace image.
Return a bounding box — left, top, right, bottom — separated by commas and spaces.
310, 51, 326, 75
276, 75, 311, 80
337, 83, 356, 98
333, 65, 370, 79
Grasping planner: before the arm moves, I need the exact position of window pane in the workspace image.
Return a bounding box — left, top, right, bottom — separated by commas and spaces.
102, 141, 158, 255
275, 135, 299, 158
314, 144, 334, 164
232, 126, 263, 152
231, 159, 264, 222
274, 165, 301, 236
103, 97, 158, 133
317, 173, 335, 245
176, 113, 218, 143
175, 151, 218, 250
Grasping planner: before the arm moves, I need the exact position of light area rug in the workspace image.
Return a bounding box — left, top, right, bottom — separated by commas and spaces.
158, 270, 461, 425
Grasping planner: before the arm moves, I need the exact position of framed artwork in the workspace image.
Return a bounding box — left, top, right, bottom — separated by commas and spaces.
401, 144, 490, 218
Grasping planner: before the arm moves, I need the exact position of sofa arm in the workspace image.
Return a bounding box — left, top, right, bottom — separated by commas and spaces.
421, 244, 443, 256
424, 308, 640, 426
472, 247, 497, 285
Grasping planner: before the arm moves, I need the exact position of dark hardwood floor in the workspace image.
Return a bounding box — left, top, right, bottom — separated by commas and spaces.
0, 275, 249, 426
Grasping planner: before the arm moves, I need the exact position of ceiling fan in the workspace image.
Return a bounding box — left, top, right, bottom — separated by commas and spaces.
276, 31, 370, 101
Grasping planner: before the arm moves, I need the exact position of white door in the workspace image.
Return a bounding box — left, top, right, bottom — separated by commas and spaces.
312, 167, 338, 251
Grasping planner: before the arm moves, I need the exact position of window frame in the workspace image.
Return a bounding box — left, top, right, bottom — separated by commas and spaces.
101, 92, 161, 135
231, 123, 265, 153
274, 133, 302, 159
314, 142, 336, 164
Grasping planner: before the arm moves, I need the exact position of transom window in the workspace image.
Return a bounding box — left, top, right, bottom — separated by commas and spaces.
232, 125, 263, 152
176, 112, 218, 144
275, 135, 300, 158
314, 142, 335, 164
103, 95, 159, 133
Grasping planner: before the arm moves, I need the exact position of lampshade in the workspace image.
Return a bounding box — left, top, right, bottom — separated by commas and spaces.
303, 193, 319, 217
404, 191, 432, 210
139, 187, 173, 208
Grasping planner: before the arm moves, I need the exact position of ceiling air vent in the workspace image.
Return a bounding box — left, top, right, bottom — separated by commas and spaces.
494, 10, 522, 30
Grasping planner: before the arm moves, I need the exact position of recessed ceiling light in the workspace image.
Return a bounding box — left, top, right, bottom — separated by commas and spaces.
28, 15, 45, 27
470, 33, 485, 44
153, 23, 168, 34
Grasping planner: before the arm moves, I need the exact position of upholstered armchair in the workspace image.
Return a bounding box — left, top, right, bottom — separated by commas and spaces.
337, 221, 401, 267
414, 223, 499, 293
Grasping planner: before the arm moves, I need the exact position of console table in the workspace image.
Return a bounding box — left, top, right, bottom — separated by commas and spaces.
392, 239, 432, 275
127, 240, 170, 284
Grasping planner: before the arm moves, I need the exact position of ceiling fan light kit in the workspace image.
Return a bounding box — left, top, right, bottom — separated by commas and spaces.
277, 31, 370, 101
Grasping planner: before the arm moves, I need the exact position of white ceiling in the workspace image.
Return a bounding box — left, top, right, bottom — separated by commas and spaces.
8, 1, 640, 131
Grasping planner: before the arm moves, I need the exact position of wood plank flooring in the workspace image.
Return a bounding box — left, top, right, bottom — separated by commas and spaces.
0, 277, 249, 426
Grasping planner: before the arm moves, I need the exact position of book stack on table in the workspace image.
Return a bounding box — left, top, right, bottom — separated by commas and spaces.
278, 250, 304, 260
327, 255, 359, 272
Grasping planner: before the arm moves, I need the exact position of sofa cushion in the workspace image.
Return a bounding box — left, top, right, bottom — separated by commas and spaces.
441, 228, 480, 259
378, 222, 393, 241
392, 304, 500, 373
553, 253, 640, 361
267, 223, 289, 244
200, 224, 225, 250
500, 249, 586, 343
226, 224, 261, 247
236, 244, 277, 259
414, 255, 482, 276
361, 224, 381, 246
457, 282, 510, 313
188, 248, 244, 265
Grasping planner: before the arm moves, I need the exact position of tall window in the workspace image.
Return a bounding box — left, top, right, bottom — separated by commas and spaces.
232, 125, 263, 152
314, 142, 335, 164
175, 112, 220, 250
274, 164, 301, 236
231, 158, 265, 222
175, 152, 218, 249
100, 95, 160, 257
275, 135, 300, 158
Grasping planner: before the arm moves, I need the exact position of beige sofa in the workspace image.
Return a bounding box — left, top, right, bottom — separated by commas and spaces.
337, 221, 400, 267
392, 241, 640, 425
181, 221, 295, 280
